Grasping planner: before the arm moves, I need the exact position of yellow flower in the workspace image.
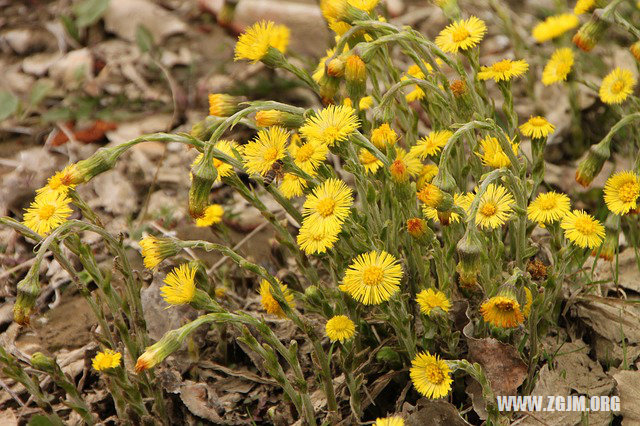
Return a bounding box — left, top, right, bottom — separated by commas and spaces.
191, 140, 236, 182
23, 191, 73, 235
371, 123, 398, 148
417, 183, 443, 209
359, 96, 374, 110
417, 164, 439, 189
259, 279, 295, 318
542, 48, 574, 86
402, 63, 432, 101
297, 223, 339, 254
279, 173, 308, 199
574, 0, 597, 14
92, 349, 121, 371
340, 251, 403, 305
532, 14, 579, 43
195, 204, 224, 227
208, 94, 242, 117
299, 105, 360, 146
349, 0, 379, 11
313, 48, 336, 83
139, 235, 181, 269
374, 416, 405, 426
406, 217, 427, 237
389, 148, 422, 183
435, 16, 487, 53
242, 126, 289, 176
289, 140, 328, 175
416, 289, 451, 316
160, 264, 197, 305
519, 116, 555, 139
561, 210, 605, 248
234, 21, 290, 62
37, 165, 80, 195
359, 148, 383, 174
409, 352, 453, 399
480, 295, 524, 328
478, 59, 529, 82
477, 135, 518, 168
302, 178, 353, 234
476, 184, 514, 229
325, 315, 356, 342
599, 68, 636, 105
527, 192, 571, 225
410, 130, 452, 159
604, 171, 640, 215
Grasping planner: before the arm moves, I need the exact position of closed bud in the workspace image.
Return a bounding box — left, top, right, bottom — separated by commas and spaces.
318, 74, 340, 105
188, 152, 218, 219
31, 352, 56, 371
406, 217, 427, 238
456, 227, 484, 273
345, 55, 366, 99
376, 346, 402, 368
208, 93, 244, 117
592, 213, 620, 261
190, 116, 222, 141
449, 79, 467, 97
327, 57, 345, 77
631, 41, 640, 62
255, 110, 304, 129
75, 147, 122, 183
135, 329, 182, 373
572, 11, 609, 52
575, 141, 611, 187
304, 285, 322, 305
13, 268, 40, 325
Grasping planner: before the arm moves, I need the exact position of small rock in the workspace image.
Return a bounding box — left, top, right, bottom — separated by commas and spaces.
49, 48, 94, 89
104, 0, 188, 43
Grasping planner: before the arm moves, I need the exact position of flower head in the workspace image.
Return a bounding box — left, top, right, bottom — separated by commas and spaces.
604, 171, 640, 215
599, 68, 636, 105
480, 294, 524, 328
374, 416, 405, 426
417, 183, 444, 209
302, 178, 353, 234
234, 21, 290, 62
478, 59, 529, 82
325, 315, 356, 342
37, 165, 80, 195
139, 235, 181, 269
208, 94, 242, 117
242, 127, 289, 176
407, 217, 427, 238
299, 105, 360, 146
92, 349, 122, 371
371, 123, 398, 148
477, 135, 518, 168
279, 173, 308, 199
23, 191, 73, 235
297, 223, 339, 254
476, 184, 514, 229
389, 148, 422, 183
290, 140, 329, 174
542, 48, 574, 86
259, 279, 295, 318
527, 192, 571, 225
359, 96, 374, 110
340, 251, 403, 305
417, 164, 439, 189
416, 289, 451, 316
160, 264, 197, 305
410, 130, 452, 159
519, 116, 555, 139
409, 352, 453, 399
574, 0, 598, 14
359, 148, 383, 174
195, 204, 224, 227
561, 210, 605, 248
532, 14, 579, 43
191, 140, 237, 183
435, 16, 487, 53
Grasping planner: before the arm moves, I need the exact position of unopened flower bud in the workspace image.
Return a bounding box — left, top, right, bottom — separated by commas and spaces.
208, 93, 243, 117
190, 116, 222, 141
189, 152, 218, 219
572, 11, 609, 52
255, 110, 304, 129
456, 227, 484, 286
406, 217, 427, 238
449, 79, 467, 97
630, 41, 640, 62
345, 55, 366, 99
139, 235, 182, 269
135, 329, 182, 373
575, 141, 611, 187
327, 57, 345, 77
526, 259, 548, 281
31, 352, 56, 371
75, 147, 122, 183
592, 213, 620, 261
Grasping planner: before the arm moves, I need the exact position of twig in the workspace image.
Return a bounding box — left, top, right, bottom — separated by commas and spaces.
0, 377, 25, 407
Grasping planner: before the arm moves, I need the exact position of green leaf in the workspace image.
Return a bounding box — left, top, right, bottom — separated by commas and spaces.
73, 0, 111, 28
0, 90, 19, 121
28, 414, 64, 426
59, 15, 80, 42
28, 80, 54, 107
135, 25, 155, 53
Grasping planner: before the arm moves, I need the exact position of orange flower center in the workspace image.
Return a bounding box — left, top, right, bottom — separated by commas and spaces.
491, 60, 512, 73
452, 27, 470, 43
480, 202, 497, 217
263, 147, 280, 162
529, 117, 547, 127
574, 216, 596, 235
611, 80, 625, 94
495, 300, 516, 312
362, 265, 384, 286
38, 205, 56, 220
323, 126, 340, 142
316, 198, 336, 217
538, 197, 557, 211
390, 159, 406, 176
619, 182, 639, 203
295, 144, 315, 162
425, 363, 445, 384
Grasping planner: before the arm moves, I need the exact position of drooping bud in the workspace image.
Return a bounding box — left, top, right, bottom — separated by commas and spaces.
75, 146, 123, 183
345, 55, 367, 100
255, 110, 304, 129
630, 41, 640, 62
13, 268, 40, 325
30, 352, 56, 371
572, 10, 609, 52
327, 57, 345, 77
188, 151, 218, 219
575, 140, 611, 187
456, 227, 484, 287
135, 329, 182, 373
139, 235, 182, 269
592, 213, 620, 261
190, 116, 222, 141
208, 94, 244, 117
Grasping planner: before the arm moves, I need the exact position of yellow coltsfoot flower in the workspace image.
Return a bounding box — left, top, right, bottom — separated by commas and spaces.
92, 349, 122, 371
208, 94, 243, 117
519, 116, 555, 139
527, 192, 571, 225
359, 148, 383, 174
242, 126, 289, 176
325, 315, 356, 342
234, 21, 290, 63
477, 135, 518, 169
480, 294, 524, 328
478, 59, 529, 82
279, 173, 308, 199
435, 16, 487, 53
340, 251, 403, 305
475, 184, 515, 229
297, 223, 339, 254
374, 416, 405, 426
37, 164, 80, 195
410, 130, 452, 159
160, 264, 197, 306
23, 191, 73, 236
289, 140, 329, 175
299, 105, 360, 146
604, 171, 640, 215
532, 14, 579, 43
195, 204, 224, 227
301, 178, 353, 234
389, 148, 422, 183
542, 48, 574, 86
259, 279, 295, 318
599, 68, 636, 105
416, 289, 451, 316
139, 235, 181, 269
417, 164, 439, 189
371, 123, 398, 148
409, 351, 453, 399
561, 210, 605, 249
